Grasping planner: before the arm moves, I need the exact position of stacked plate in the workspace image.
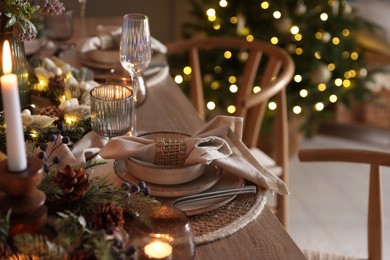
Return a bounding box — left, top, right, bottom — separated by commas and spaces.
113, 132, 245, 216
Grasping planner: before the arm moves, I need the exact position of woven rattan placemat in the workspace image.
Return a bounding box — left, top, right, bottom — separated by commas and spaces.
190, 190, 266, 245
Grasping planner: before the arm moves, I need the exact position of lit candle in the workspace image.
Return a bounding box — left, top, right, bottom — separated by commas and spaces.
1, 40, 27, 172
144, 240, 173, 259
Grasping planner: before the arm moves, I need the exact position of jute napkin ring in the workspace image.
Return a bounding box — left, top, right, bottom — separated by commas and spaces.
154, 138, 186, 166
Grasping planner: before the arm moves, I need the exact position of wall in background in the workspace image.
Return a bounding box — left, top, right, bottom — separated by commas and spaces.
63, 0, 193, 43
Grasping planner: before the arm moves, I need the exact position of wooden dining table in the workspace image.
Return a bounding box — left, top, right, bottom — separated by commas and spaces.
57, 16, 306, 260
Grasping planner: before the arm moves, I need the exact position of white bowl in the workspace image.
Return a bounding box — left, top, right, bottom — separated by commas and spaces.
126, 158, 206, 185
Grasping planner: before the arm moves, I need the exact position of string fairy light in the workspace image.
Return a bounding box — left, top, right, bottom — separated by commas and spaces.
292, 106, 302, 114
207, 101, 216, 110
219, 0, 228, 8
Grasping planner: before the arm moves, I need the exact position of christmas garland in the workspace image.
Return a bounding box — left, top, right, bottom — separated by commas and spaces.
0, 122, 161, 259
0, 57, 161, 259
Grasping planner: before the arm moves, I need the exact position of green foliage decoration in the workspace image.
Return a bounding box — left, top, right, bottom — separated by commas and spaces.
171, 0, 380, 131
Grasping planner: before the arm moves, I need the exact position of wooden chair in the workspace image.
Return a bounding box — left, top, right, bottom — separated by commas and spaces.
298, 148, 387, 260
165, 37, 295, 228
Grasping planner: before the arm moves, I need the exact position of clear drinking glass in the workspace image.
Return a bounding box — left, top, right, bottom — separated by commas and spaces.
128, 205, 195, 260
43, 10, 74, 56
120, 13, 152, 135
90, 85, 134, 138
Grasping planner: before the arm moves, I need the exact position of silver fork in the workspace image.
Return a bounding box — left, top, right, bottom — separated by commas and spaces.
171, 185, 257, 207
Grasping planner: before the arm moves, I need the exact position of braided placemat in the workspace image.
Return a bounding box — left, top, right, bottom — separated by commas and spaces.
189, 190, 266, 245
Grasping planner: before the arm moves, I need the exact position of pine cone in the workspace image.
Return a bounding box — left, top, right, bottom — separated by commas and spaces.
49, 75, 66, 92
12, 22, 37, 41
36, 106, 65, 120
39, 0, 66, 15
55, 165, 90, 202
0, 242, 12, 259
94, 203, 125, 230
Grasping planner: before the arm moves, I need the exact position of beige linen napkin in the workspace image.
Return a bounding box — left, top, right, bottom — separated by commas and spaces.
77, 26, 167, 54
44, 131, 108, 166
99, 116, 289, 195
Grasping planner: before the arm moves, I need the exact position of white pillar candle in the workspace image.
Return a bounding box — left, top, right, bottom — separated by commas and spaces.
1, 40, 27, 172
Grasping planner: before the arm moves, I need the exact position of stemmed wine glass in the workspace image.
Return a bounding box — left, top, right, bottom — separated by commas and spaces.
120, 13, 152, 135
78, 0, 88, 17
43, 10, 74, 57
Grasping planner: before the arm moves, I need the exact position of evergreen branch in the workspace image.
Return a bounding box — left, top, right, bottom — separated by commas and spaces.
0, 210, 11, 243
13, 233, 67, 259
73, 159, 108, 171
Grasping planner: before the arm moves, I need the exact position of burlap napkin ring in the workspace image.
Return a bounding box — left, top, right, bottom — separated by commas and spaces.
154, 138, 186, 166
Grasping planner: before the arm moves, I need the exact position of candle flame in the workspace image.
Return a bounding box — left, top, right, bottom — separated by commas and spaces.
2, 40, 12, 74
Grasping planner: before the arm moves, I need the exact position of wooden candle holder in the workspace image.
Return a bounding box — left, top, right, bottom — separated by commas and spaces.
0, 158, 47, 235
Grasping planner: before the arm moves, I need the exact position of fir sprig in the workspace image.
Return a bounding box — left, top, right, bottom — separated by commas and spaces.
0, 210, 11, 243
13, 233, 67, 259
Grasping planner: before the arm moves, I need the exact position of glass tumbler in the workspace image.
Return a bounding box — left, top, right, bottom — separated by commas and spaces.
90, 85, 134, 138
128, 205, 195, 260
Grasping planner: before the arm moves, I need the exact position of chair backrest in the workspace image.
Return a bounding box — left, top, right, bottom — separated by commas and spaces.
298, 148, 388, 260
165, 37, 294, 147
166, 37, 295, 227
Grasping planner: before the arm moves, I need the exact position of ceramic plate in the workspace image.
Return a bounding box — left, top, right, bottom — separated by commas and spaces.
114, 160, 245, 216
114, 160, 222, 197
128, 158, 206, 185
130, 132, 204, 185
169, 172, 245, 216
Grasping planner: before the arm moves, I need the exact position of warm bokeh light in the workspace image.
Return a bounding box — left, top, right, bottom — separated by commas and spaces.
328, 63, 336, 71
224, 51, 232, 59
210, 81, 220, 90
332, 37, 340, 45
290, 25, 299, 35
260, 1, 269, 9
228, 76, 236, 83
351, 52, 359, 60
273, 11, 281, 19
300, 89, 308, 97
329, 94, 338, 103
219, 0, 228, 7
294, 74, 302, 83
207, 101, 216, 110
294, 34, 302, 41
253, 85, 261, 93
342, 29, 350, 37
246, 35, 254, 42
270, 37, 278, 44
268, 101, 277, 110
320, 13, 328, 21
295, 47, 303, 55
174, 75, 183, 84
214, 66, 222, 73
318, 83, 326, 92
183, 66, 192, 75
293, 106, 302, 114
227, 105, 236, 114
343, 79, 351, 88
206, 8, 216, 17
315, 102, 324, 111
229, 84, 238, 93
335, 78, 343, 86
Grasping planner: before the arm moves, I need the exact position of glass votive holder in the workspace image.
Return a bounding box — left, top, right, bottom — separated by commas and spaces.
90, 84, 134, 138
128, 205, 195, 260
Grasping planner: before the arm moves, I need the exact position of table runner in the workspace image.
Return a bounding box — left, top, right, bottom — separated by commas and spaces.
190, 190, 266, 245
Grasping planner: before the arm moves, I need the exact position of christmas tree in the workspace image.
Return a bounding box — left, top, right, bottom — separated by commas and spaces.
169, 0, 377, 133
